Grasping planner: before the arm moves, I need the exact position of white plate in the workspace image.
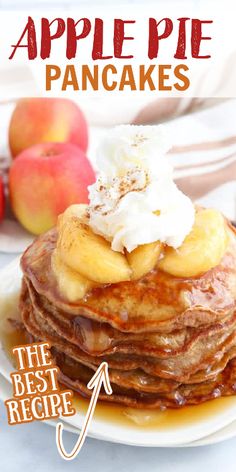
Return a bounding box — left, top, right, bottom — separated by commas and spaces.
1, 258, 236, 447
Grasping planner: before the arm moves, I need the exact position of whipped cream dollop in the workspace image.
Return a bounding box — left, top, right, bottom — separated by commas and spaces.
88, 125, 195, 253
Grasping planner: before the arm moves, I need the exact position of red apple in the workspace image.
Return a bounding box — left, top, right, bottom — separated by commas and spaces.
9, 142, 95, 234
0, 175, 5, 222
9, 98, 88, 158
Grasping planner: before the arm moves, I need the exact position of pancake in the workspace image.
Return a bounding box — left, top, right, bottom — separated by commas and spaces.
21, 223, 236, 333
18, 219, 236, 409
26, 278, 236, 359
19, 283, 236, 407
21, 279, 236, 382
55, 351, 236, 409
21, 277, 236, 385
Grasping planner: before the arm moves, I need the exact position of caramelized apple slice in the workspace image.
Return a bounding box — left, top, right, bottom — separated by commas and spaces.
159, 208, 229, 277
127, 242, 162, 280
60, 203, 88, 220
57, 215, 131, 284
51, 250, 95, 301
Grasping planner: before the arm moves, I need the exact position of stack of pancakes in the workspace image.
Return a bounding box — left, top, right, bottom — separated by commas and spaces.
20, 222, 236, 409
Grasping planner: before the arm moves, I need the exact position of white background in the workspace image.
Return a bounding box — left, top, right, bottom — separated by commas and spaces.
0, 1, 235, 99
0, 0, 205, 7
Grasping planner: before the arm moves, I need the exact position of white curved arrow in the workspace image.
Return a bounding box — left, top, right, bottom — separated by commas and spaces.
56, 362, 112, 460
